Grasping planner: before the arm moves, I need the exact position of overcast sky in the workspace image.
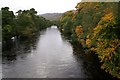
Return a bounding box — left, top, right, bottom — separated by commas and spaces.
0, 0, 81, 14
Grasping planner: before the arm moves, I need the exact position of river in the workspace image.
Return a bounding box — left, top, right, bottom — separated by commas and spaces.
2, 26, 112, 79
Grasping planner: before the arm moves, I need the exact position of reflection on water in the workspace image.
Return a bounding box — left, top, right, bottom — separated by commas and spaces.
2, 26, 112, 79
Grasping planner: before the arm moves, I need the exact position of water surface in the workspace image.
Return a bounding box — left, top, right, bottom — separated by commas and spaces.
2, 26, 112, 79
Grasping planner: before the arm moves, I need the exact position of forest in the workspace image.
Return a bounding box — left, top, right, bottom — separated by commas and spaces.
2, 7, 52, 42
59, 2, 120, 79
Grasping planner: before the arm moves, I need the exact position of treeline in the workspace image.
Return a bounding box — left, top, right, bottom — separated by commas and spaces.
60, 2, 120, 78
2, 7, 52, 42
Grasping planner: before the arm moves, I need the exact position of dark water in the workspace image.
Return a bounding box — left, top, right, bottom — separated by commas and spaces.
2, 26, 112, 79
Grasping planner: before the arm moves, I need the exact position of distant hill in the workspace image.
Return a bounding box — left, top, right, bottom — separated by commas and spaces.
40, 13, 63, 21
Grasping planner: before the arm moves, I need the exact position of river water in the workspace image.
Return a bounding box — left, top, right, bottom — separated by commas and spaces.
2, 26, 112, 79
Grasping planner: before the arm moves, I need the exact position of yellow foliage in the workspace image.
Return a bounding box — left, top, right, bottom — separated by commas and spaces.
101, 13, 115, 21
80, 39, 85, 46
109, 39, 120, 48
93, 25, 102, 37
92, 12, 116, 39
72, 16, 76, 21
86, 38, 91, 48
90, 47, 97, 52
101, 48, 115, 61
92, 39, 120, 63
75, 25, 83, 37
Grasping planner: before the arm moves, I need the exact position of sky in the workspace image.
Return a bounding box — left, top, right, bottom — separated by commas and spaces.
0, 0, 81, 14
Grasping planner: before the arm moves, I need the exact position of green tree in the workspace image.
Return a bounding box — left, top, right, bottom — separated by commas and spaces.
2, 7, 15, 41
2, 7, 52, 41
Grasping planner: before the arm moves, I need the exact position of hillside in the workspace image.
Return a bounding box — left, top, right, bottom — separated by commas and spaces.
40, 13, 63, 21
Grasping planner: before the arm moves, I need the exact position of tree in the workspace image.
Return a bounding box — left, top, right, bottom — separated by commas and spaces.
2, 7, 15, 41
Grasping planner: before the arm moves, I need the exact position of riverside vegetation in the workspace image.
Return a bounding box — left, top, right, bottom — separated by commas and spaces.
1, 2, 120, 79
59, 2, 120, 79
2, 7, 52, 42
